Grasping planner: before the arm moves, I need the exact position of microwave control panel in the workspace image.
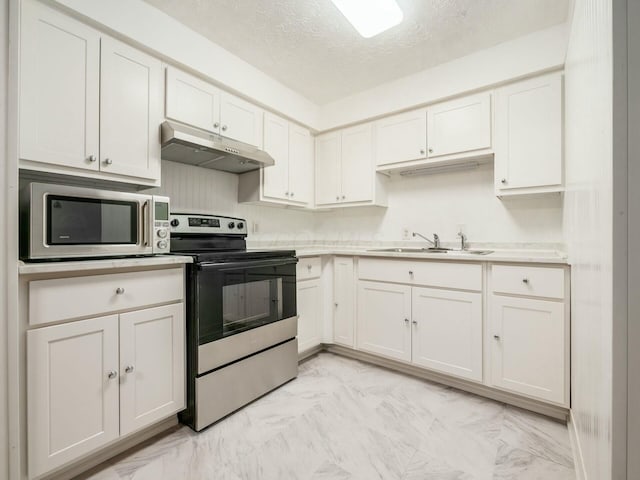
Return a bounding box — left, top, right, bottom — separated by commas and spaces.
152, 196, 171, 253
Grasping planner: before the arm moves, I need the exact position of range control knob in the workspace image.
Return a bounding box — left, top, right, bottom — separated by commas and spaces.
157, 240, 168, 249
170, 219, 179, 227
157, 229, 168, 238
237, 222, 244, 229
228, 222, 235, 229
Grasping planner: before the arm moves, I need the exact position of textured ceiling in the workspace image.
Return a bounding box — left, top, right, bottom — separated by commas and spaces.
143, 0, 571, 105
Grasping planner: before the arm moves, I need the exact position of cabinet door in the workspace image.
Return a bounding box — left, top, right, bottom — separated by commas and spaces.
333, 257, 355, 347
27, 315, 119, 478
219, 92, 263, 148
119, 303, 185, 436
262, 112, 290, 201
490, 295, 566, 404
315, 132, 342, 205
288, 124, 314, 205
297, 279, 323, 353
341, 123, 374, 203
165, 67, 220, 133
495, 73, 563, 191
411, 287, 483, 381
375, 109, 427, 166
19, 0, 100, 170
357, 281, 411, 362
427, 93, 492, 158
100, 37, 162, 180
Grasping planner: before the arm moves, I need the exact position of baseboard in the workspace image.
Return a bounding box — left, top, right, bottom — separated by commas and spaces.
324, 344, 570, 421
45, 416, 179, 480
568, 409, 587, 480
298, 344, 323, 362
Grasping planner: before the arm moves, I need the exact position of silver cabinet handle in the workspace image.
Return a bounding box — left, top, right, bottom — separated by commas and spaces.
420, 149, 425, 155
493, 335, 500, 340
87, 155, 97, 163
336, 196, 340, 201
522, 278, 529, 284
104, 158, 113, 165
428, 148, 433, 154
125, 365, 135, 373
501, 178, 507, 184
221, 125, 228, 131
342, 195, 346, 200
412, 319, 418, 325
116, 287, 125, 294
408, 271, 414, 275
107, 370, 118, 379
285, 191, 289, 196
307, 264, 312, 270
335, 302, 339, 307
404, 318, 409, 324
290, 192, 294, 197
213, 122, 220, 128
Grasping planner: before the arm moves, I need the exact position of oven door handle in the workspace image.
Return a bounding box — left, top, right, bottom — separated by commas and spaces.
197, 257, 299, 270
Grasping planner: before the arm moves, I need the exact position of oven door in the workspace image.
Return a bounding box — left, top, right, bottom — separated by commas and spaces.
194, 257, 297, 346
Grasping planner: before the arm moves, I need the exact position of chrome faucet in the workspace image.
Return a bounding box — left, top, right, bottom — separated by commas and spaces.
413, 232, 440, 248
457, 231, 468, 251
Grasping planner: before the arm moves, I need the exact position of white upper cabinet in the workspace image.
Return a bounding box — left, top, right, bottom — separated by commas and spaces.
340, 123, 374, 203
375, 109, 427, 166
427, 93, 492, 158
20, 0, 100, 172
315, 123, 386, 208
165, 67, 220, 132
315, 131, 342, 205
239, 114, 313, 207
164, 67, 263, 147
287, 124, 314, 205
495, 72, 563, 196
262, 112, 290, 201
219, 92, 263, 148
19, 0, 162, 186
100, 37, 162, 180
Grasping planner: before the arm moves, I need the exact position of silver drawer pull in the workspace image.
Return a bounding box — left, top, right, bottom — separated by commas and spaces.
404, 318, 409, 324
409, 271, 414, 275
307, 264, 312, 270
107, 370, 118, 379
412, 319, 418, 325
116, 287, 125, 295
125, 365, 135, 374
493, 335, 500, 340
522, 278, 529, 284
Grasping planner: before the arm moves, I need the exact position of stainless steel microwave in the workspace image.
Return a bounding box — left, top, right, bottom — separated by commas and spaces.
20, 182, 171, 260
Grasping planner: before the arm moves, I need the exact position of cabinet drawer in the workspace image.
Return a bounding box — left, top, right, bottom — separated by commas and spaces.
297, 256, 321, 280
358, 258, 482, 291
491, 265, 565, 299
29, 268, 184, 326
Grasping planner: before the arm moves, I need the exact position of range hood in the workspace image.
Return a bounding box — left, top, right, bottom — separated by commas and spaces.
160, 121, 275, 174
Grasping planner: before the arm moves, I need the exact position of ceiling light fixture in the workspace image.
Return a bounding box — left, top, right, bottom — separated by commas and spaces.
330, 0, 404, 38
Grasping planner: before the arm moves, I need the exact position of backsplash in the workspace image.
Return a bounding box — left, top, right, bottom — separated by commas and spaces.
154, 160, 564, 248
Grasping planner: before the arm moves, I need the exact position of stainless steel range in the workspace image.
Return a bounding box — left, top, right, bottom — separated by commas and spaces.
170, 213, 298, 431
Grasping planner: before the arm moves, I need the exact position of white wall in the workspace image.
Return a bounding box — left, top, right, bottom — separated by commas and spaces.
314, 165, 564, 246
0, 0, 8, 476
563, 0, 615, 478
152, 161, 316, 243
317, 24, 569, 131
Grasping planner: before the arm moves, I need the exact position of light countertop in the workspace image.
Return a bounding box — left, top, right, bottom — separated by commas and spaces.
19, 254, 193, 275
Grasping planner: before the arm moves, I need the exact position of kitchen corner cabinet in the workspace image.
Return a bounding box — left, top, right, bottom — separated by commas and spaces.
26, 268, 185, 479
494, 72, 563, 196
238, 113, 313, 207
19, 0, 162, 186
333, 256, 355, 347
315, 123, 387, 208
296, 257, 323, 353
165, 67, 263, 148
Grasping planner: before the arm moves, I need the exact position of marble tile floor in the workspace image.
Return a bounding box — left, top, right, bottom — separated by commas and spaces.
78, 353, 575, 480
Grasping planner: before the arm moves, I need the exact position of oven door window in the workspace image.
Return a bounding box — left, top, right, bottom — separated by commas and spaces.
196, 260, 296, 344
46, 195, 138, 245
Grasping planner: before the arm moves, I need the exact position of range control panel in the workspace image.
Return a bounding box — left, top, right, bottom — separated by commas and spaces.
170, 213, 247, 236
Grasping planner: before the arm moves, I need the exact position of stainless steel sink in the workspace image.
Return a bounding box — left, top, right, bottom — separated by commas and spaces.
449, 249, 494, 255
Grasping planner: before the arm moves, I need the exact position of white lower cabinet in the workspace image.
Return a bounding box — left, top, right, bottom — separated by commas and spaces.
411, 287, 483, 381
297, 278, 323, 353
489, 295, 567, 404
356, 281, 412, 362
333, 257, 355, 347
27, 297, 185, 478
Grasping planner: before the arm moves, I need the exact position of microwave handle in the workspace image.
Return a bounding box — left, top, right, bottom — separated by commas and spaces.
142, 200, 150, 247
